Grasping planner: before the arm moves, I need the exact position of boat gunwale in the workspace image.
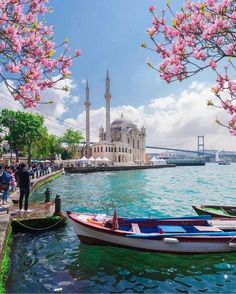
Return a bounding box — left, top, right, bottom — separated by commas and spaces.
193, 205, 236, 218
67, 212, 236, 243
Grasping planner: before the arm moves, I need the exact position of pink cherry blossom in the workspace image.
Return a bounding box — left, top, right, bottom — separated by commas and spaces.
149, 5, 155, 12
75, 49, 81, 57
145, 0, 236, 135
0, 0, 80, 108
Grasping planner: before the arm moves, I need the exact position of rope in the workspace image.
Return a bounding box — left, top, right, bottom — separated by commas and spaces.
24, 201, 55, 216
13, 218, 64, 231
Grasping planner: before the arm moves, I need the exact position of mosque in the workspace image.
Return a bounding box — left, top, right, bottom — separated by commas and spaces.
82, 71, 146, 165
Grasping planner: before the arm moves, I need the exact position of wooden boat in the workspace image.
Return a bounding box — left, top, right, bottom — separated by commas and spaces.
67, 211, 236, 253
193, 205, 236, 218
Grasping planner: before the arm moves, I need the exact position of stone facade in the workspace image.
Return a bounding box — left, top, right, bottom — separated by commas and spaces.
93, 114, 146, 165
83, 72, 146, 165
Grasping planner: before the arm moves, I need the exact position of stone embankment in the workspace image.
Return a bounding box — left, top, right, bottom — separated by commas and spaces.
65, 164, 176, 174
0, 169, 64, 293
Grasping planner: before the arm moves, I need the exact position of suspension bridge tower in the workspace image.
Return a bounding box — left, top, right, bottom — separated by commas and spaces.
197, 135, 205, 158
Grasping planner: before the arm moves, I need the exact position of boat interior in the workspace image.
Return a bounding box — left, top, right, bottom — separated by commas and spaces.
103, 217, 236, 234
201, 207, 236, 216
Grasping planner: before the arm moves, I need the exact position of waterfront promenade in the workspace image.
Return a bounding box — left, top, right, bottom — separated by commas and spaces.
0, 169, 64, 291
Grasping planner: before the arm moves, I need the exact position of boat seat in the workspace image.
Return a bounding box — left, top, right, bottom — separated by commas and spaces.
131, 223, 141, 233
157, 225, 186, 233
194, 226, 222, 232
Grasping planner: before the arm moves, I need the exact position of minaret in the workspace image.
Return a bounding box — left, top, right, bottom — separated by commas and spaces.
85, 80, 91, 146
105, 70, 111, 142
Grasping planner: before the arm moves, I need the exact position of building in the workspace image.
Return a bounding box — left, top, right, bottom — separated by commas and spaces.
83, 71, 146, 165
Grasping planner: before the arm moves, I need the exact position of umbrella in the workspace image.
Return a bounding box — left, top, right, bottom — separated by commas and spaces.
88, 156, 95, 161
95, 157, 102, 161
78, 156, 88, 162
102, 157, 110, 161
150, 156, 157, 162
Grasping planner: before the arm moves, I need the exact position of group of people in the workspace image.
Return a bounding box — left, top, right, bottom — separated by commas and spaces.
0, 161, 59, 212
0, 163, 31, 212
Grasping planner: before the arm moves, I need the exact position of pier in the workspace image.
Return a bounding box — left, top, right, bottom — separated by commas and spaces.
0, 169, 65, 292
64, 164, 176, 174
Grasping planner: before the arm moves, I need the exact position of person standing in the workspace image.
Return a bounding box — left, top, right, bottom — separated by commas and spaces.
2, 166, 12, 204
17, 163, 32, 212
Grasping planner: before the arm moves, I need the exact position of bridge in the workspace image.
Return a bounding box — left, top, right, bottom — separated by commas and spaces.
145, 146, 214, 157
87, 136, 218, 158
146, 136, 215, 157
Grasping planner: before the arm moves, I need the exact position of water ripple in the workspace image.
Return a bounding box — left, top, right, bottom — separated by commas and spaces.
8, 164, 236, 293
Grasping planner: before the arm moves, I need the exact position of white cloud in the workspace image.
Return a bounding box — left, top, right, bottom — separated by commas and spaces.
0, 80, 235, 151
0, 79, 80, 136
36, 78, 79, 118
67, 81, 235, 151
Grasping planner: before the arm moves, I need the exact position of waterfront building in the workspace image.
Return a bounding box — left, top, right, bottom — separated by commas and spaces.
82, 71, 146, 165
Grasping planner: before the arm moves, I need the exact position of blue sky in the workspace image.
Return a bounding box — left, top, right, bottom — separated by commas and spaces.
1, 0, 234, 150
48, 0, 215, 117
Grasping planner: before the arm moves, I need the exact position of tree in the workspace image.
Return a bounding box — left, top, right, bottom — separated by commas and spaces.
33, 132, 62, 160
0, 109, 45, 163
61, 129, 84, 158
0, 0, 81, 108
145, 0, 236, 135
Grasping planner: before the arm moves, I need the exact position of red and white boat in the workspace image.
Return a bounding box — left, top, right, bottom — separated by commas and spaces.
67, 211, 236, 254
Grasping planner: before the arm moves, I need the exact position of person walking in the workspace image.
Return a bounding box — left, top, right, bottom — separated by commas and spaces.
17, 163, 32, 212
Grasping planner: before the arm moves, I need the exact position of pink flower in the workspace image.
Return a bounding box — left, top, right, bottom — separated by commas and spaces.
0, 0, 79, 108
149, 5, 155, 12
75, 49, 81, 57
209, 60, 217, 69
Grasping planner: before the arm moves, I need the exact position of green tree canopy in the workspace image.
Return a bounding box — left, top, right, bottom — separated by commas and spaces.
61, 129, 84, 158
0, 109, 45, 163
32, 131, 62, 160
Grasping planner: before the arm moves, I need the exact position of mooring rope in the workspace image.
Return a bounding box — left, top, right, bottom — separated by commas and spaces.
13, 218, 64, 231
19, 201, 55, 217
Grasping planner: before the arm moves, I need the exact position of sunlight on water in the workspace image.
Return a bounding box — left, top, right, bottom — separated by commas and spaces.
8, 164, 236, 293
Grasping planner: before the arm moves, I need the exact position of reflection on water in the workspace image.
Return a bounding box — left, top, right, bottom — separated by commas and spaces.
8, 164, 236, 293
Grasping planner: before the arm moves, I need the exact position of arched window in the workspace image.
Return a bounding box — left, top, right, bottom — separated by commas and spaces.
106, 146, 108, 152
97, 147, 99, 152
94, 147, 96, 152
101, 147, 103, 152
133, 139, 135, 148
137, 140, 139, 149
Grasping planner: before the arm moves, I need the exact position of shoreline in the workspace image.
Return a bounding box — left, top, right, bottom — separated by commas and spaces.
64, 164, 176, 174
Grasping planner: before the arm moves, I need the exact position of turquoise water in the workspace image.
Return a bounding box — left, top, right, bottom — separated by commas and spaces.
8, 164, 236, 293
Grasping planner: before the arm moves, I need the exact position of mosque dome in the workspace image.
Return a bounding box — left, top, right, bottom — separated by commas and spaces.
111, 113, 135, 129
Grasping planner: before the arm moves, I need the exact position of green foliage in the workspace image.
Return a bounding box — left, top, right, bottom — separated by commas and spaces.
32, 131, 62, 160
60, 149, 73, 160
61, 129, 84, 158
0, 109, 45, 163
0, 227, 13, 294
0, 110, 84, 161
